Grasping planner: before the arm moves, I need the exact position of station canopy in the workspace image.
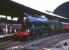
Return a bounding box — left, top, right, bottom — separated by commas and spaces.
0, 0, 68, 21
0, 0, 46, 18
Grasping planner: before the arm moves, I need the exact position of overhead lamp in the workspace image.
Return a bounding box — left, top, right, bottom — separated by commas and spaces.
12, 17, 18, 21
7, 16, 12, 20
24, 17, 26, 20
0, 15, 6, 18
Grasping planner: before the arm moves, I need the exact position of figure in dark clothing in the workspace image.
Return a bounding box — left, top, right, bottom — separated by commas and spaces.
62, 42, 69, 50
63, 42, 68, 46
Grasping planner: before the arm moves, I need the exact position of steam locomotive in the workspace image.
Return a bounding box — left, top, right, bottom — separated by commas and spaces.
15, 15, 65, 40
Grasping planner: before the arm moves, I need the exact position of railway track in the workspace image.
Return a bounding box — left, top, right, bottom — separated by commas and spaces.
29, 33, 69, 48
0, 41, 20, 50
15, 33, 69, 48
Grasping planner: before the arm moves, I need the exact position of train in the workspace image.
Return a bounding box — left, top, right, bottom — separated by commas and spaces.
0, 15, 69, 41
15, 15, 69, 41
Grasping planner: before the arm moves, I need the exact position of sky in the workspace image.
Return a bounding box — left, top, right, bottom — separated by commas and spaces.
12, 0, 69, 12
